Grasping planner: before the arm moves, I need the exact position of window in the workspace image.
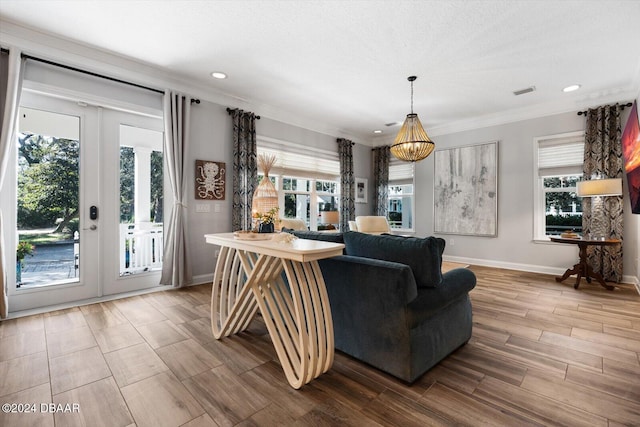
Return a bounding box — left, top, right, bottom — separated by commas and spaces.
388, 161, 414, 231
257, 136, 340, 230
533, 131, 584, 240
283, 177, 311, 226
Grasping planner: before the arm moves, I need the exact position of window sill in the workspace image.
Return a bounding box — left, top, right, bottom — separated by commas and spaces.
390, 230, 415, 235
534, 237, 567, 245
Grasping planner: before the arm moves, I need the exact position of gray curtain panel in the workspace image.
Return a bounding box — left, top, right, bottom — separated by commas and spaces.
582, 103, 624, 283
230, 109, 258, 231
337, 138, 355, 232
372, 146, 390, 216
0, 50, 24, 318
160, 92, 192, 287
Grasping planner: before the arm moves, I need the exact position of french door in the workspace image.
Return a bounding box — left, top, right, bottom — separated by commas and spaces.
101, 109, 166, 296
6, 91, 165, 313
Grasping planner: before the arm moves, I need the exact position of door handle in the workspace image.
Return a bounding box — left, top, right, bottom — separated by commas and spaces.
82, 224, 97, 231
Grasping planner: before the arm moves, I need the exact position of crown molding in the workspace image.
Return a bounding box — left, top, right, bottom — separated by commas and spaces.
369, 88, 639, 147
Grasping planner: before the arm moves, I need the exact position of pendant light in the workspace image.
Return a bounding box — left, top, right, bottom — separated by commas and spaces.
390, 76, 435, 162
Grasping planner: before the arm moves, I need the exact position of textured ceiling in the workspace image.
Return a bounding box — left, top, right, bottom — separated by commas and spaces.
1, 0, 640, 142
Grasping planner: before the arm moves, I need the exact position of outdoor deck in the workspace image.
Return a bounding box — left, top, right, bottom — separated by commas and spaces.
19, 243, 76, 287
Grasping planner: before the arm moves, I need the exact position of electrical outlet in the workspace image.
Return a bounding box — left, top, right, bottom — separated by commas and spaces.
214, 249, 220, 258
214, 203, 221, 213
450, 239, 455, 246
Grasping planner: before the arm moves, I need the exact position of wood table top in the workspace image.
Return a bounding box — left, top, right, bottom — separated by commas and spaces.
549, 236, 621, 245
205, 232, 344, 262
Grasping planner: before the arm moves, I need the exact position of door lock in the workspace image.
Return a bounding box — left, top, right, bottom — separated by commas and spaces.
90, 205, 98, 220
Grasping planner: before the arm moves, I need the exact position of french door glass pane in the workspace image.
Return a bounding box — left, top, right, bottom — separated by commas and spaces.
119, 125, 164, 276
16, 108, 80, 288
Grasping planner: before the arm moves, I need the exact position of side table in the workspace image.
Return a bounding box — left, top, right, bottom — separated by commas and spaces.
549, 236, 621, 290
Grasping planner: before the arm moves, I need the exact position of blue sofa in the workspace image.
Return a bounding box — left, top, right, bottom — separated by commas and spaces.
285, 230, 476, 383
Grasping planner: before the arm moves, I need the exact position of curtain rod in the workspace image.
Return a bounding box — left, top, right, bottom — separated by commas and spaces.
16, 51, 201, 104
22, 53, 165, 95
577, 102, 632, 116
226, 107, 260, 119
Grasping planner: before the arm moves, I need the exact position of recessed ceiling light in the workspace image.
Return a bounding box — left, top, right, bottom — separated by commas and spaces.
373, 130, 383, 134
563, 84, 581, 92
211, 71, 227, 79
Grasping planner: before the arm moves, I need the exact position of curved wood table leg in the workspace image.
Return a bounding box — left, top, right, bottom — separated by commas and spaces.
555, 263, 582, 288
585, 263, 615, 291
210, 248, 334, 389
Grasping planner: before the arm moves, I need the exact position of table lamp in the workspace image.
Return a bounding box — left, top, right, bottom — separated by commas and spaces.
577, 177, 622, 239
320, 211, 339, 227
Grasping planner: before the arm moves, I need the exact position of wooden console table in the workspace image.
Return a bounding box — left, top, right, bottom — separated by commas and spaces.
550, 236, 621, 290
205, 233, 344, 389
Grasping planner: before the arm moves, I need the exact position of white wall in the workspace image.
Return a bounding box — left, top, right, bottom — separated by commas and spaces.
414, 110, 639, 282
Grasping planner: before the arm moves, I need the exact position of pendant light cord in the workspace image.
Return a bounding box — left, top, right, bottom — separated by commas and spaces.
410, 79, 414, 114
407, 75, 417, 115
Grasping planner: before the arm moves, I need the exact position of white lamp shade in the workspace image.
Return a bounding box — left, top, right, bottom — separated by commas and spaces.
577, 178, 622, 197
320, 211, 339, 224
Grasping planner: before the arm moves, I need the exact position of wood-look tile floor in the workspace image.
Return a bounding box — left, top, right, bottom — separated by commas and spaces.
1, 265, 639, 426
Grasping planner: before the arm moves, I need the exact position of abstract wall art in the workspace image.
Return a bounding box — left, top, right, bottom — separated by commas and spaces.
434, 141, 498, 236
621, 101, 640, 214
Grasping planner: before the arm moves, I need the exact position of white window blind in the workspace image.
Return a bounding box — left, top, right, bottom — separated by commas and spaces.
537, 133, 585, 177
389, 161, 414, 183
257, 136, 339, 180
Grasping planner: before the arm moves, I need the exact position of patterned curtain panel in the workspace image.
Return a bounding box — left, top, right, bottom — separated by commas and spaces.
337, 138, 355, 232
582, 103, 624, 282
230, 109, 258, 231
372, 146, 390, 216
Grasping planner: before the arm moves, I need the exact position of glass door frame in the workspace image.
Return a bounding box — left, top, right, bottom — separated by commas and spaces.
4, 91, 102, 312
100, 109, 167, 296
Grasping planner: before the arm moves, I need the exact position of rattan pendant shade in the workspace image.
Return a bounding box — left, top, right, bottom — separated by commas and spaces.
390, 76, 435, 162
390, 113, 435, 162
252, 154, 279, 218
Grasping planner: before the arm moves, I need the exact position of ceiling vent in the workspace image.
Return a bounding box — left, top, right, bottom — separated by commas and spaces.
385, 122, 401, 127
513, 86, 536, 96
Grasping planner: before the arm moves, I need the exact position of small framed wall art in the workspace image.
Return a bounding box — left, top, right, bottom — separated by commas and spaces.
355, 177, 368, 203
195, 160, 226, 200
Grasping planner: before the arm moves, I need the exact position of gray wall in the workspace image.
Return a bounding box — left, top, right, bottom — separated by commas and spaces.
187, 101, 372, 279
414, 110, 639, 281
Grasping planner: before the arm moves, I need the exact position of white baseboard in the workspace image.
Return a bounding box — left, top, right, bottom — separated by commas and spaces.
192, 273, 214, 286
443, 255, 639, 289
